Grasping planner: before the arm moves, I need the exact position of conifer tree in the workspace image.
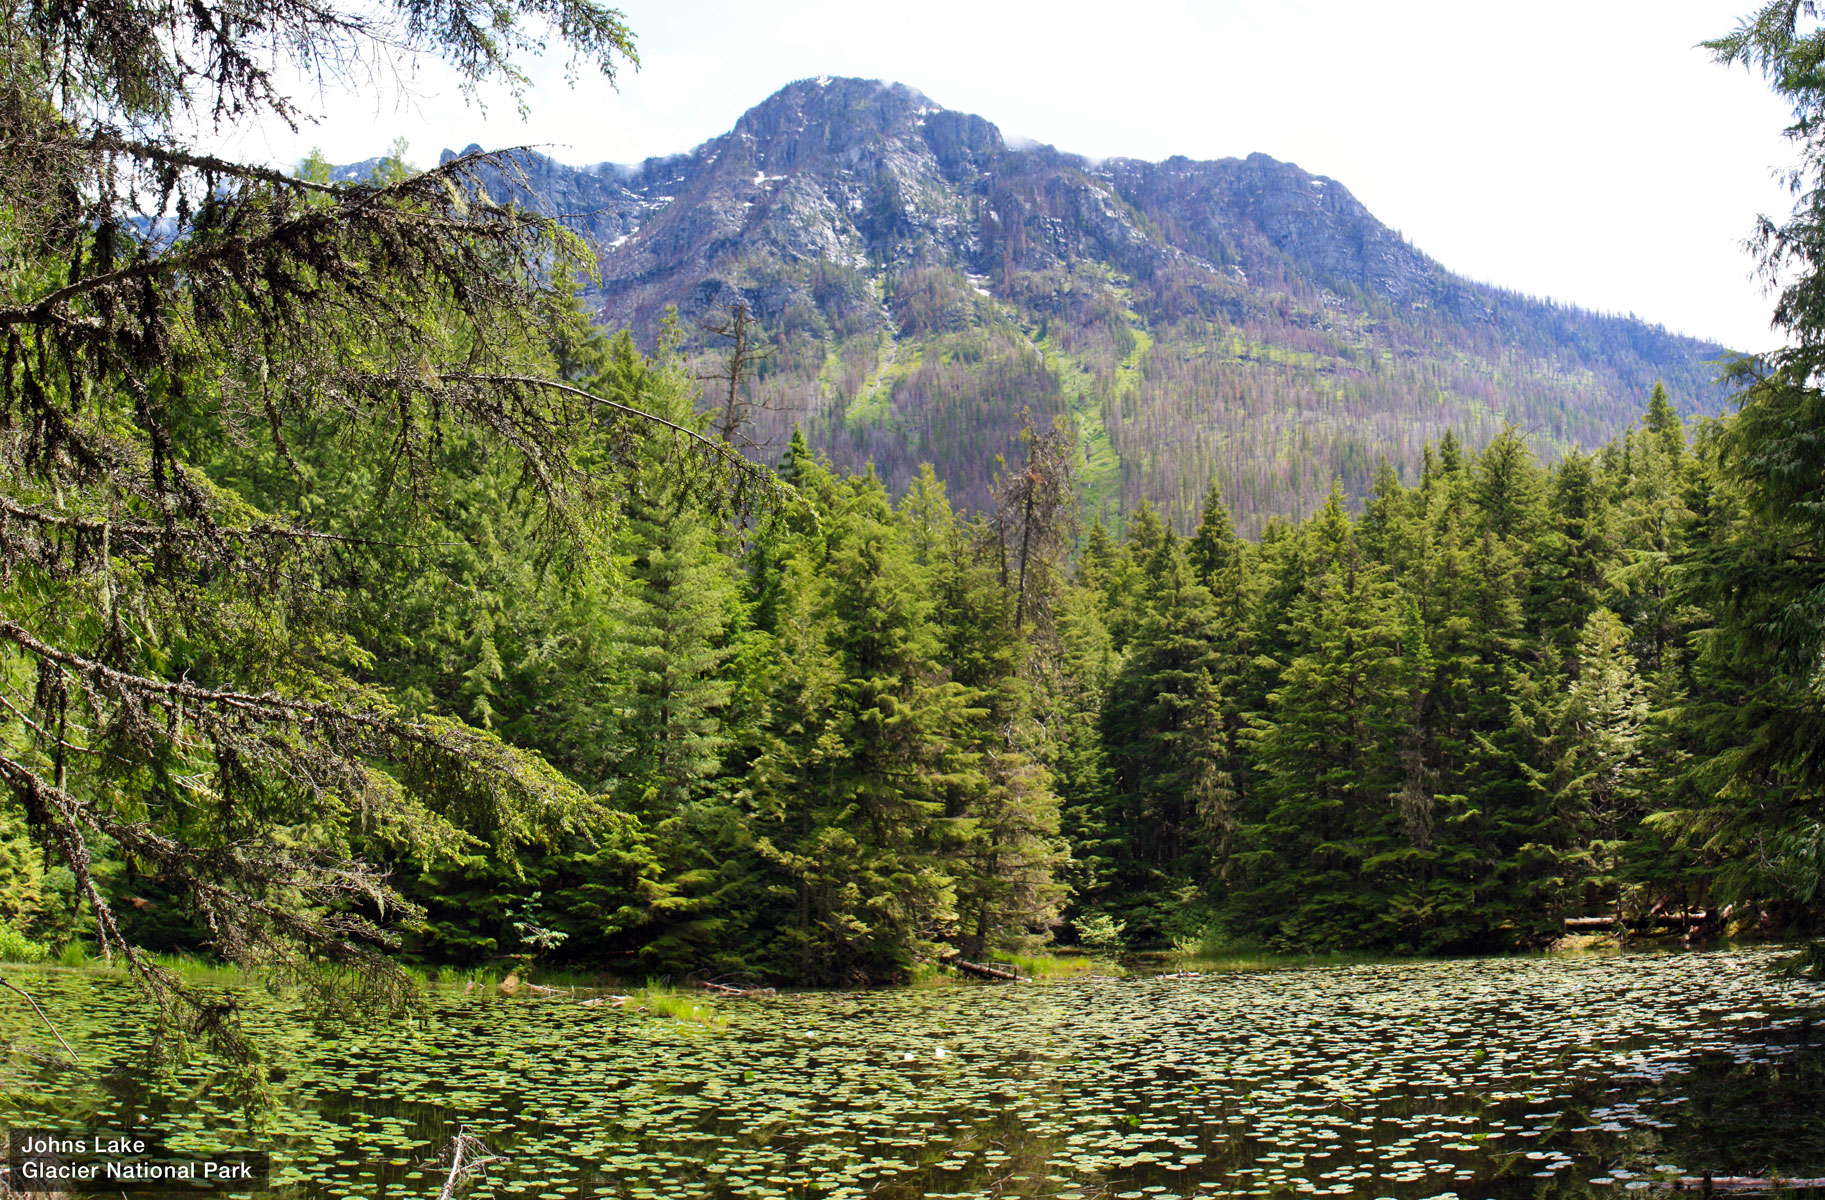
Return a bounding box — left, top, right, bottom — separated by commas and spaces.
595, 336, 747, 813
1188, 483, 1245, 596
745, 547, 847, 979
752, 474, 966, 981
1654, 415, 1822, 910
1183, 483, 1258, 871
1534, 609, 1650, 919
1531, 453, 1621, 647
1099, 539, 1227, 936
1231, 510, 1408, 949
1609, 410, 1695, 680
1360, 459, 1421, 579
597, 339, 755, 971
910, 479, 1067, 958
1645, 382, 1687, 464
1053, 579, 1120, 913
1470, 425, 1549, 547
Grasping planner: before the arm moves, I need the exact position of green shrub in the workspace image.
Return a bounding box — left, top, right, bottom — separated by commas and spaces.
0, 922, 49, 963
1072, 913, 1127, 953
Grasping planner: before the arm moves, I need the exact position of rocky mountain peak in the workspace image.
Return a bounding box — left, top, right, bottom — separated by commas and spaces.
733, 78, 939, 150
392, 80, 1728, 526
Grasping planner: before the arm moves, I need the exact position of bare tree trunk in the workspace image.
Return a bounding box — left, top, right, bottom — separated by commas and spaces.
697, 303, 775, 447
432, 1128, 503, 1200
1014, 482, 1037, 631
0, 975, 78, 1062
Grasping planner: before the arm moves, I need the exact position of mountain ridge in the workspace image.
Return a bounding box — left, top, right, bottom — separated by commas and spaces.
420, 76, 1731, 529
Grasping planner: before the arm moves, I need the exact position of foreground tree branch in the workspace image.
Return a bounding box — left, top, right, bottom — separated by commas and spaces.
0, 0, 781, 1061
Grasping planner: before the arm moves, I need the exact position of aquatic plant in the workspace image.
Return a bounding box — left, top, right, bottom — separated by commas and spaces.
2, 947, 1820, 1199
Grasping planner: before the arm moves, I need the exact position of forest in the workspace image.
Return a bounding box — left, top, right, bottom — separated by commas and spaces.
666, 206, 1731, 536
2, 309, 1820, 984
1, 0, 1823, 1045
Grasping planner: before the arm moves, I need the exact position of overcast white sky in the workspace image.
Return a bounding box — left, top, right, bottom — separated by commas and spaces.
214, 1, 1799, 352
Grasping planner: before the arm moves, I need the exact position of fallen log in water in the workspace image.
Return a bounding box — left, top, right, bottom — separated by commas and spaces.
508, 981, 631, 1004
1666, 1176, 1825, 1192
1564, 912, 1711, 931
952, 959, 1022, 982
698, 981, 777, 999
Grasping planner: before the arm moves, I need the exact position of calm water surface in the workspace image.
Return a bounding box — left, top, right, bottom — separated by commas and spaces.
3, 948, 1823, 1200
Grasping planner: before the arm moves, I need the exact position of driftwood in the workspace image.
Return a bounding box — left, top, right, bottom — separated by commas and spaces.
953, 959, 1022, 982
698, 981, 776, 999
428, 1128, 503, 1200
1666, 1176, 1825, 1192
1684, 903, 1737, 946
0, 975, 79, 1063
495, 977, 632, 1005
1564, 911, 1711, 931
1158, 971, 1204, 981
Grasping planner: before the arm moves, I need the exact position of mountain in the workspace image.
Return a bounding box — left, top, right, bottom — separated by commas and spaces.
437, 77, 1733, 529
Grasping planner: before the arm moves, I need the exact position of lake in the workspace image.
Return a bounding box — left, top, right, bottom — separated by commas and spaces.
2, 948, 1823, 1199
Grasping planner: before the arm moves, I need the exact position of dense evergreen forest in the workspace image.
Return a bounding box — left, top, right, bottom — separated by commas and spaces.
3, 308, 1818, 982
355, 366, 1825, 973
2, 0, 1823, 1043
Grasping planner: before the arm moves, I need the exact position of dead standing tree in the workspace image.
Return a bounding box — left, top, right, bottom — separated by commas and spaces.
989, 414, 1081, 636
696, 302, 780, 448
